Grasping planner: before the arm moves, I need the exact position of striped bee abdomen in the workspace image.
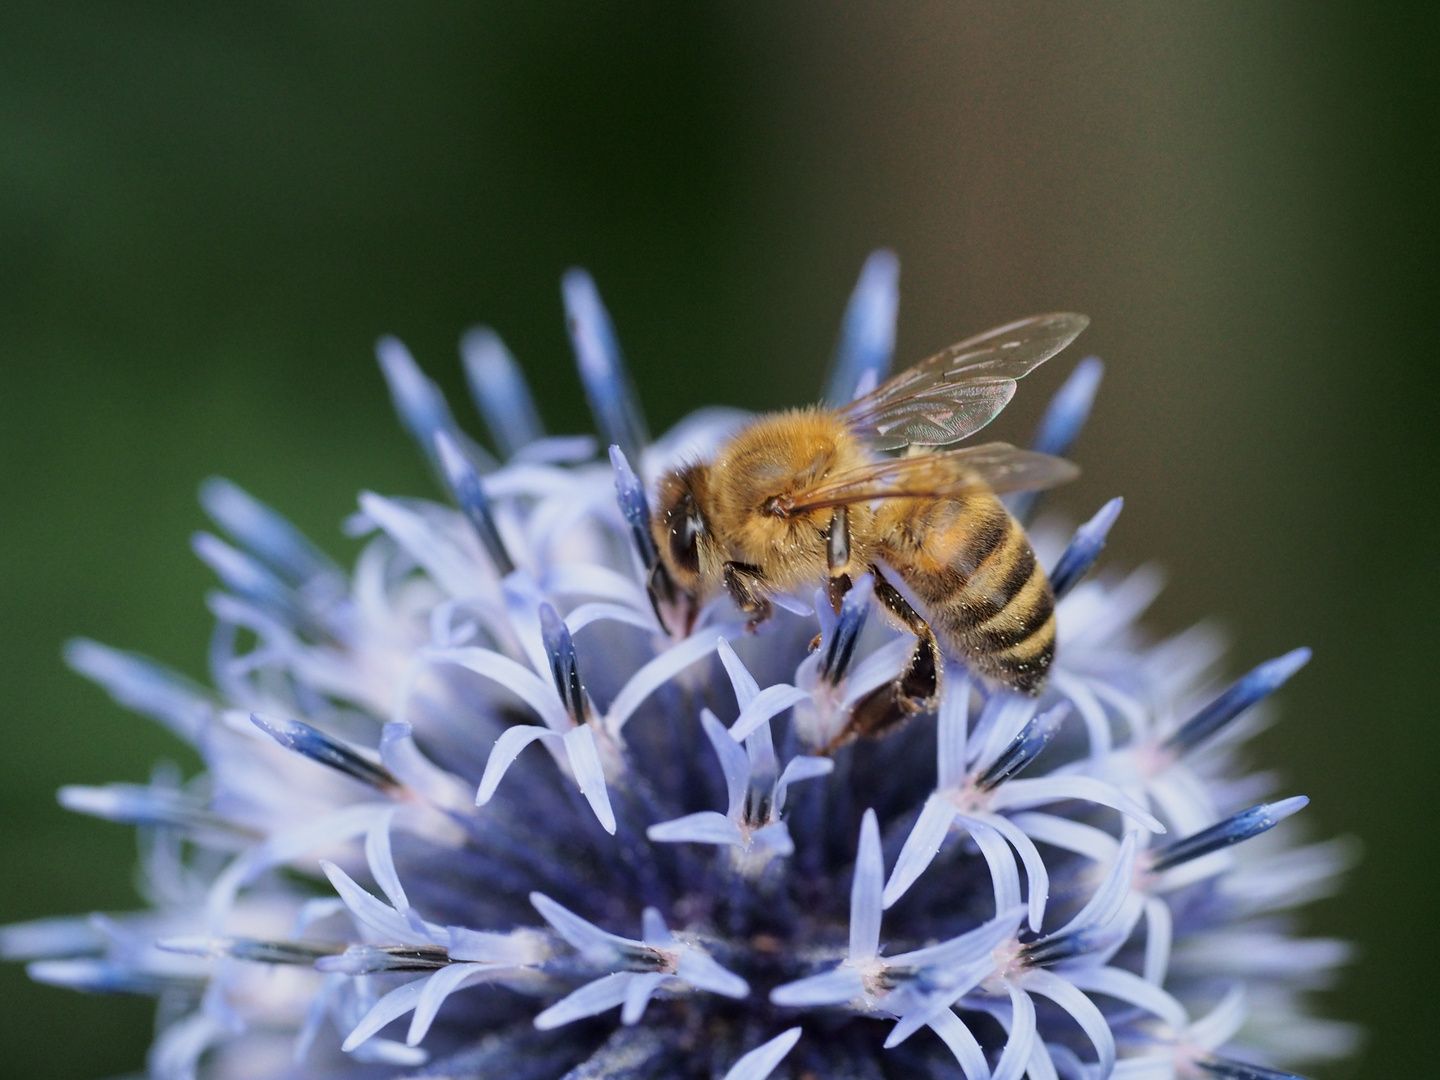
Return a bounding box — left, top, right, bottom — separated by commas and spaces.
877, 488, 1056, 695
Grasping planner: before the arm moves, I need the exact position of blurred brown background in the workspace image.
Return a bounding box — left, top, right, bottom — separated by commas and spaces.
0, 3, 1433, 1076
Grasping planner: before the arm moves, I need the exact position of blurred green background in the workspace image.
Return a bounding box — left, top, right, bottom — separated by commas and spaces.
0, 3, 1433, 1076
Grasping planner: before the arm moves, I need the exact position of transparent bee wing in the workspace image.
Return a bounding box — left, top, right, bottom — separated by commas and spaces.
772, 443, 1079, 517
842, 313, 1089, 450
942, 441, 1081, 495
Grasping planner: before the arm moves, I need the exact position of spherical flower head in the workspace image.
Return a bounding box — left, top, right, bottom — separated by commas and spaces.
4, 254, 1357, 1080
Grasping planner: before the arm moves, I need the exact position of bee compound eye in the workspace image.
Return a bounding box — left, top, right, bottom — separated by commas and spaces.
667, 500, 702, 575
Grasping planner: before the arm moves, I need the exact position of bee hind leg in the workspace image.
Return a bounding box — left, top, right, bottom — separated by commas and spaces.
723, 561, 774, 633
836, 567, 941, 746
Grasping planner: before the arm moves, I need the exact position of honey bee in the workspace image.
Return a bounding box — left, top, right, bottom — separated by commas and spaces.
649, 313, 1088, 744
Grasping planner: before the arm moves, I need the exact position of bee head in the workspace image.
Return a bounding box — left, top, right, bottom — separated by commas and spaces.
651, 464, 712, 593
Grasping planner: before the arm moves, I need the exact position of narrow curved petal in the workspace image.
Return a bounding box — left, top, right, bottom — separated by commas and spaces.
1187, 984, 1247, 1049
1008, 811, 1121, 863
1024, 1039, 1060, 1080
562, 725, 617, 834
1017, 969, 1115, 1080
476, 725, 561, 807
529, 892, 640, 956
533, 971, 632, 1030
1051, 833, 1137, 940
883, 957, 994, 1047
1062, 965, 1187, 1030
647, 811, 745, 848
749, 821, 795, 857
605, 628, 730, 736
342, 976, 428, 1052
887, 909, 1020, 970
407, 963, 498, 1045
991, 776, 1165, 833
675, 948, 749, 999
64, 639, 214, 744
718, 638, 761, 710
460, 325, 543, 458
774, 755, 833, 813
1142, 896, 1174, 986
320, 860, 431, 947
380, 722, 475, 813
850, 810, 884, 963
544, 562, 650, 610
928, 1009, 992, 1080
936, 680, 971, 791
990, 984, 1037, 1080
969, 811, 1050, 932
428, 647, 568, 731
206, 803, 392, 926
966, 817, 1023, 919
565, 602, 659, 635
722, 1026, 803, 1080
1051, 671, 1113, 760
883, 793, 957, 909
620, 971, 672, 1025
729, 685, 812, 743
641, 908, 673, 946
769, 966, 865, 1008
363, 810, 409, 914
700, 709, 752, 816
359, 493, 484, 601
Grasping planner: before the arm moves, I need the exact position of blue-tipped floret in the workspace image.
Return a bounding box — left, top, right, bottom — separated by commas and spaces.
1050, 497, 1124, 599
250, 713, 397, 790
1010, 356, 1104, 521
316, 944, 453, 974
162, 937, 342, 966
1017, 924, 1116, 968
460, 326, 545, 459
199, 478, 339, 588
27, 960, 185, 996
376, 335, 495, 476
609, 445, 659, 570
562, 269, 649, 466
192, 531, 343, 641
436, 431, 515, 576
1163, 648, 1312, 756
539, 603, 588, 725
820, 575, 875, 683
1032, 356, 1104, 459
976, 702, 1070, 790
1196, 1059, 1307, 1080
824, 249, 900, 406
57, 784, 238, 836
1149, 797, 1309, 872
192, 533, 296, 617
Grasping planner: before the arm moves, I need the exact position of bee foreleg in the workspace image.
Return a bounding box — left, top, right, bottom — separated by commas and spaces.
646, 561, 699, 637
826, 506, 852, 614
723, 561, 774, 632
837, 566, 941, 746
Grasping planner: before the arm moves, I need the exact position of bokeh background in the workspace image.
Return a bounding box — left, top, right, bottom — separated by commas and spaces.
0, 3, 1433, 1077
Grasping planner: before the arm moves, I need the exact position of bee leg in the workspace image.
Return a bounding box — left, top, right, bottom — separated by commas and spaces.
838, 567, 941, 745
826, 506, 853, 614
723, 561, 773, 633
646, 561, 699, 637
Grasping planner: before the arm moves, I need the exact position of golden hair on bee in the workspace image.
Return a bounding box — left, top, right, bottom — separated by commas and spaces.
648, 314, 1088, 746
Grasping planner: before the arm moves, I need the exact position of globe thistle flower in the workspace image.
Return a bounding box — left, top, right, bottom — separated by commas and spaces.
3, 253, 1358, 1080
